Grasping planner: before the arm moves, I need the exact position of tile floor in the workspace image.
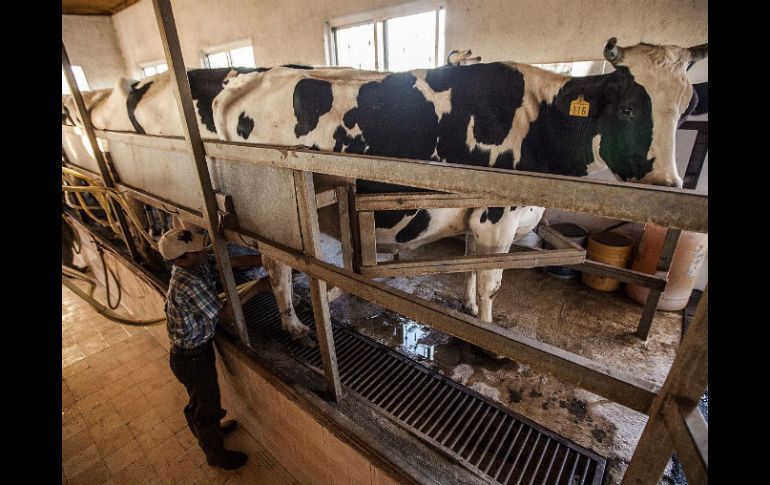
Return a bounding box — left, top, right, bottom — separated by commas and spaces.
62, 284, 298, 485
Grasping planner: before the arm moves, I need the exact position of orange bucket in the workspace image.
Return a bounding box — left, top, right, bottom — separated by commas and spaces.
625, 224, 708, 310
581, 232, 635, 291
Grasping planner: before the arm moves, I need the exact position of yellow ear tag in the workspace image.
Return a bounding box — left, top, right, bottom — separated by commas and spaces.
569, 95, 590, 117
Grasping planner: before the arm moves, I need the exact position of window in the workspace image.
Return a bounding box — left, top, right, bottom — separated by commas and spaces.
533, 60, 612, 77
202, 41, 256, 68
140, 61, 168, 78
327, 1, 445, 71
62, 66, 90, 94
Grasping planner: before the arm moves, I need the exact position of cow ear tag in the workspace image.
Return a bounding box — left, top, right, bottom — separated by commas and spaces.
569, 95, 590, 117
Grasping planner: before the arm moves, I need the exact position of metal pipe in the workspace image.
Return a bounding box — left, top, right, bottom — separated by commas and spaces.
151, 0, 249, 344
527, 437, 552, 485
502, 428, 534, 484
472, 413, 507, 466
483, 418, 516, 474
61, 44, 140, 262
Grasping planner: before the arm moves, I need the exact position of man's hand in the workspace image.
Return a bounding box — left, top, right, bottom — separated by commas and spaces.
239, 276, 272, 304
218, 277, 272, 324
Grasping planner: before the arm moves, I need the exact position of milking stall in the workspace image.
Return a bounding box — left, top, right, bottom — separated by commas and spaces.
60, 1, 708, 484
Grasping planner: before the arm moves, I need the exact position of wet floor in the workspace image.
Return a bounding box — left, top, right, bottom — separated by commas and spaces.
299, 233, 687, 484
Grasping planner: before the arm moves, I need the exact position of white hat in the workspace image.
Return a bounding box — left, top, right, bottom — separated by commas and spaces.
158, 228, 210, 260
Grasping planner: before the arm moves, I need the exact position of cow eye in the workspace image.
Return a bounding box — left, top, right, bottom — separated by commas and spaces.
621, 106, 633, 116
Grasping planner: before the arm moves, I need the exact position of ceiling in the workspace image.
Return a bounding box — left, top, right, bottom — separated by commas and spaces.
62, 0, 141, 15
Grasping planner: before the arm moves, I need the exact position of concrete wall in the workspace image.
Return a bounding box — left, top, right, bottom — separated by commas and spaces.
216, 338, 402, 485
62, 15, 127, 90
111, 0, 707, 77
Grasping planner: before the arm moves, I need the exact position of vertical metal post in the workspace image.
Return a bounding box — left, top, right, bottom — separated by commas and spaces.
295, 171, 343, 402
62, 43, 141, 263
336, 186, 354, 271
623, 286, 708, 484
348, 185, 363, 274
151, 0, 249, 343
682, 122, 708, 190
635, 228, 681, 340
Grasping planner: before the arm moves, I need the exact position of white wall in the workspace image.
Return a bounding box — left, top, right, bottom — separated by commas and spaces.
111, 0, 707, 77
62, 15, 127, 90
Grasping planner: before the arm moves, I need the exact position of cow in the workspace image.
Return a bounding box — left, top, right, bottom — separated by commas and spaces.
62, 38, 707, 344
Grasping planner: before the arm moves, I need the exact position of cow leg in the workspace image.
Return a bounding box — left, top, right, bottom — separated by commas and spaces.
463, 234, 479, 316
468, 208, 521, 323
262, 255, 310, 339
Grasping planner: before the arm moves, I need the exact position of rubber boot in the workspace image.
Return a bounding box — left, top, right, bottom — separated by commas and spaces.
184, 404, 199, 439
196, 422, 248, 470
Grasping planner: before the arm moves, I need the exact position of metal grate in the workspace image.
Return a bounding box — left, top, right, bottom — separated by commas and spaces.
241, 291, 606, 485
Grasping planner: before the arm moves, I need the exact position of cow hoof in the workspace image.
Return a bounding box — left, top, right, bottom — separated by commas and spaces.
292, 335, 317, 348
461, 304, 479, 317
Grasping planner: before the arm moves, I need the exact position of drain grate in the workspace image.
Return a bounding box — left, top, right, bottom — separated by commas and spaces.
241, 291, 606, 485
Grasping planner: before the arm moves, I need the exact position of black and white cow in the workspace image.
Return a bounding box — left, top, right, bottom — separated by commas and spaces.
63, 38, 707, 340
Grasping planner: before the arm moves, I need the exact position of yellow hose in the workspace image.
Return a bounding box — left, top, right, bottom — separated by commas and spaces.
62, 166, 158, 249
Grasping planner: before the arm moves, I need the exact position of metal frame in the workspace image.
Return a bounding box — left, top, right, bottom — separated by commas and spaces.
62, 44, 140, 263
151, 0, 250, 344
62, 4, 708, 479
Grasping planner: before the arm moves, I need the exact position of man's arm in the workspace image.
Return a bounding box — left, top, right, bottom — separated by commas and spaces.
229, 254, 263, 269
218, 276, 272, 323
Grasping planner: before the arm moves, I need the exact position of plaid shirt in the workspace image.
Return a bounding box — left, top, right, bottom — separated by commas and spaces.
164, 263, 223, 349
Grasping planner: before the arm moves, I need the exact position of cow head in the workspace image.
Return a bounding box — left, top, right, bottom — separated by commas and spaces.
596, 38, 707, 187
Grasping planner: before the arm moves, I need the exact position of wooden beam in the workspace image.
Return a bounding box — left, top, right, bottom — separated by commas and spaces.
294, 171, 343, 402
112, 182, 206, 226
93, 129, 187, 152
336, 186, 354, 271
359, 248, 585, 278
355, 192, 515, 211
622, 286, 708, 484
249, 236, 658, 414
538, 225, 587, 251
62, 44, 140, 263
636, 229, 682, 340
662, 398, 708, 485
315, 189, 337, 209
202, 141, 708, 233
358, 211, 378, 267
93, 131, 707, 232
348, 185, 363, 273
152, 0, 249, 343
511, 243, 667, 289
573, 260, 667, 290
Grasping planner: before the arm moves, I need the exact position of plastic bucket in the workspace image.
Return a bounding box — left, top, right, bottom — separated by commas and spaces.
625, 224, 708, 310
581, 232, 635, 291
544, 223, 588, 279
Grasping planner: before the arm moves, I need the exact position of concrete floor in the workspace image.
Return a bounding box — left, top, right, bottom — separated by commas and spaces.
61, 284, 298, 485
312, 233, 684, 484
62, 230, 685, 484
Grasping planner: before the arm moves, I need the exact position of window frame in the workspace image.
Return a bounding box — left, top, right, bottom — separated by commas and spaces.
325, 0, 446, 71
138, 60, 168, 78
201, 39, 255, 68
